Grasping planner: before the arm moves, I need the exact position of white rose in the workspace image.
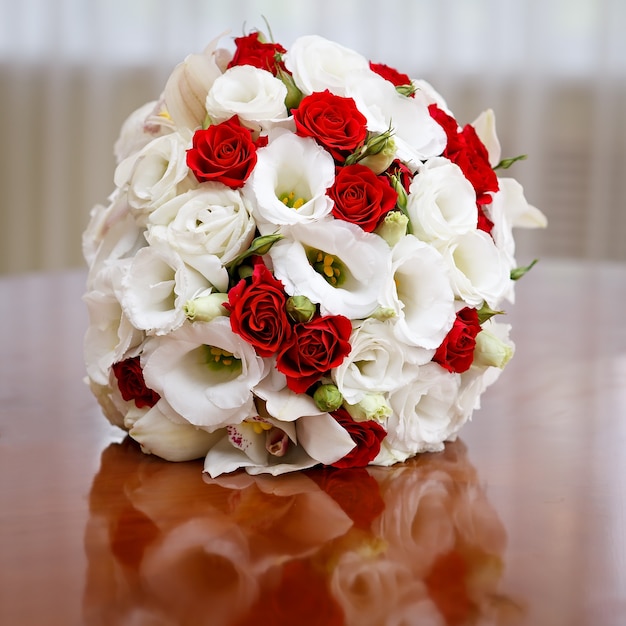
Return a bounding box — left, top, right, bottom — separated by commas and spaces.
142, 317, 266, 430
284, 34, 370, 96
245, 131, 335, 228
332, 318, 420, 405
438, 230, 511, 308
406, 157, 478, 243
383, 235, 456, 350
205, 65, 288, 126
269, 219, 393, 319
119, 242, 217, 335
385, 363, 461, 457
114, 131, 193, 225
148, 184, 256, 266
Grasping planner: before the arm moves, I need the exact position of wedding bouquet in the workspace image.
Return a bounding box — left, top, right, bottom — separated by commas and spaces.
83, 29, 547, 477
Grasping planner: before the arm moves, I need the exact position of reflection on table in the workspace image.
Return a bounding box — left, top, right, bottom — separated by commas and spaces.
84, 438, 522, 626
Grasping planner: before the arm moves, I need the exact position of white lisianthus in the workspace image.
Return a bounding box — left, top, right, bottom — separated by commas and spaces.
383, 363, 461, 459
142, 317, 266, 430
120, 242, 217, 335
130, 403, 222, 462
438, 230, 511, 308
284, 34, 370, 96
406, 157, 478, 243
345, 70, 447, 164
269, 219, 393, 319
246, 132, 335, 227
205, 65, 288, 127
332, 318, 420, 405
114, 130, 193, 225
383, 235, 456, 350
147, 184, 256, 266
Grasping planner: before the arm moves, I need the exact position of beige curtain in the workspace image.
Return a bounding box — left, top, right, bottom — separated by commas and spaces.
1, 0, 624, 274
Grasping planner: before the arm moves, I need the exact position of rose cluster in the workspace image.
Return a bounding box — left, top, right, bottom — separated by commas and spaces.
83, 30, 546, 476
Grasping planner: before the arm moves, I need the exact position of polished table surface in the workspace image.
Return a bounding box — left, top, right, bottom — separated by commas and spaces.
1, 259, 625, 626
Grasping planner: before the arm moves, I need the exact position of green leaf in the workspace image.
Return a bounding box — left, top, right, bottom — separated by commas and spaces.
510, 259, 539, 281
494, 154, 527, 170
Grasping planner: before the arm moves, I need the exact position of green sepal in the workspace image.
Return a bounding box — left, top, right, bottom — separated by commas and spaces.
494, 154, 527, 170
476, 302, 505, 324
510, 259, 539, 281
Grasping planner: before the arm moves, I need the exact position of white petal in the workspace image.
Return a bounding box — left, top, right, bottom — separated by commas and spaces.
296, 413, 356, 465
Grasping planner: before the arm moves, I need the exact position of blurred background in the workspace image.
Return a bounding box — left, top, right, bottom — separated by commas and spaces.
1, 0, 624, 275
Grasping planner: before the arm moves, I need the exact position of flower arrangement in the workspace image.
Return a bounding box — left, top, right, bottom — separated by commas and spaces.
83, 29, 547, 477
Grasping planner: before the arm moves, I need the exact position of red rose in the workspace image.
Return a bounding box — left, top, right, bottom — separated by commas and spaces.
227, 31, 287, 76
328, 163, 398, 232
433, 307, 481, 373
186, 115, 261, 188
428, 104, 499, 205
225, 263, 292, 357
369, 61, 413, 92
329, 408, 387, 469
276, 315, 352, 393
111, 357, 160, 408
292, 90, 367, 162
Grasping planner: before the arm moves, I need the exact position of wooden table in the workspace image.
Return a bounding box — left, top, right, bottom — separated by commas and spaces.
1, 259, 625, 626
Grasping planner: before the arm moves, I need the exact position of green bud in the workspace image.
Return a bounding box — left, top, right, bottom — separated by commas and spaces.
184, 292, 229, 322
388, 174, 409, 211
226, 233, 283, 269
345, 394, 391, 422
286, 295, 316, 323
313, 384, 344, 412
370, 306, 396, 321
473, 329, 514, 369
276, 65, 304, 111
375, 211, 408, 247
359, 137, 397, 174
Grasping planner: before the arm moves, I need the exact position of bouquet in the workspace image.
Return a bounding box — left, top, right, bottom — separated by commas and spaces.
83, 29, 547, 477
